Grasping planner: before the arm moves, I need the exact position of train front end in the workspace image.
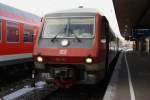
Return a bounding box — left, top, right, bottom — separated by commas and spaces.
33, 10, 105, 87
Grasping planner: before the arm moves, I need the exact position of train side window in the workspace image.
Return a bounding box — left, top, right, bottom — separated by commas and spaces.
7, 21, 19, 42
0, 20, 1, 42
101, 23, 106, 39
24, 24, 34, 42
101, 17, 108, 44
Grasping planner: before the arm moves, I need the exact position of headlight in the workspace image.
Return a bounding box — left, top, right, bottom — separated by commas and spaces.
37, 56, 43, 62
61, 39, 69, 47
85, 57, 93, 64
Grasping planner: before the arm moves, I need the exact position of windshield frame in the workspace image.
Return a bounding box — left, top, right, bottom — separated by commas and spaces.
41, 16, 96, 39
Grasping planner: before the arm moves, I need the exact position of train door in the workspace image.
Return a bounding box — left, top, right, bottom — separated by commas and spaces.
101, 17, 109, 75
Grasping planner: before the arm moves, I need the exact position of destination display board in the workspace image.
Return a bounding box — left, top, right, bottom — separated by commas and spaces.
133, 29, 150, 38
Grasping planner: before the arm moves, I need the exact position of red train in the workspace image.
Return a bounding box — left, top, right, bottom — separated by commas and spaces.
33, 8, 119, 87
0, 3, 41, 67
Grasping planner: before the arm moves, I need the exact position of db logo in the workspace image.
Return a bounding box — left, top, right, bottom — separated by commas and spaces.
59, 49, 67, 55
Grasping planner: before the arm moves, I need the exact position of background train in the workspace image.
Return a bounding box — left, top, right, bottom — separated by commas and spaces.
33, 8, 119, 88
0, 3, 41, 82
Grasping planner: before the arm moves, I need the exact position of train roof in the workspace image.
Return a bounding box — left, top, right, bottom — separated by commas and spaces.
45, 8, 101, 17
0, 3, 41, 25
54, 8, 99, 13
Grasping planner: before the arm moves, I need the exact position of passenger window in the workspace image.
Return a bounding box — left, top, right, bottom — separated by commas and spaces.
101, 18, 108, 44
24, 24, 34, 42
101, 23, 106, 39
0, 20, 1, 42
7, 21, 19, 42
101, 18, 108, 39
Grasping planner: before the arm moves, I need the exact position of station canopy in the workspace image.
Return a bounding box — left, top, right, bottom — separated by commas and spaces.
113, 0, 150, 38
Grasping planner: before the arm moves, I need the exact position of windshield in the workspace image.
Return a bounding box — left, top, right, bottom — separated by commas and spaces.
42, 17, 95, 38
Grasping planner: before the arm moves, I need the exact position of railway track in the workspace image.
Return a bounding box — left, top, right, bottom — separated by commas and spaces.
0, 66, 34, 99
0, 70, 112, 100
43, 81, 108, 100
7, 79, 108, 100
0, 78, 33, 98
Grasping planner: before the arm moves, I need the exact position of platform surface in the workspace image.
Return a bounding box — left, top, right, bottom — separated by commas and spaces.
104, 51, 150, 100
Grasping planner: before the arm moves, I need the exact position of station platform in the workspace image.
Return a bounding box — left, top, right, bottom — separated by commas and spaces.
103, 51, 150, 100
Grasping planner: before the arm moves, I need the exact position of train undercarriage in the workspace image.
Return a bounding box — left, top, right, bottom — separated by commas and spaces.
35, 63, 105, 88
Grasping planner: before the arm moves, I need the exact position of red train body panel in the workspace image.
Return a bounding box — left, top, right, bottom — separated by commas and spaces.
0, 3, 41, 66
0, 19, 39, 55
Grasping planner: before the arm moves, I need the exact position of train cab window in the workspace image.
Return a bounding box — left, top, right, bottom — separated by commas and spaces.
7, 21, 19, 42
0, 20, 1, 42
24, 24, 34, 42
42, 17, 95, 38
69, 17, 94, 38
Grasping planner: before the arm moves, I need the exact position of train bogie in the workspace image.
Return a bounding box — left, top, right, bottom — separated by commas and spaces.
35, 63, 106, 85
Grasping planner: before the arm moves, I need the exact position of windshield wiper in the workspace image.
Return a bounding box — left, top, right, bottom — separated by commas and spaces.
69, 28, 81, 42
51, 25, 67, 42
73, 34, 81, 42
51, 32, 61, 42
